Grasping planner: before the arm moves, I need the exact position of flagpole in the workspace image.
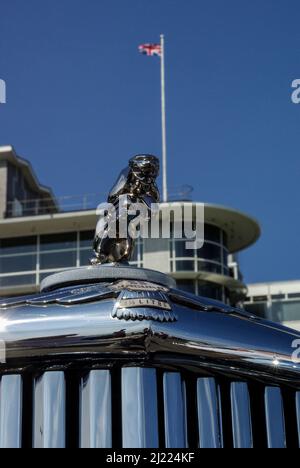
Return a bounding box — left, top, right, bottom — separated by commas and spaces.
160, 34, 168, 203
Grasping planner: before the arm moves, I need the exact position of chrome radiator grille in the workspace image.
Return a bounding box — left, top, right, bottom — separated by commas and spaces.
0, 368, 299, 449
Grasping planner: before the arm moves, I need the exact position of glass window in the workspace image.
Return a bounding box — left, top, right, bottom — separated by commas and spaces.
272, 294, 285, 300
271, 301, 300, 323
222, 230, 228, 249
80, 231, 94, 248
253, 296, 268, 303
174, 240, 195, 258
175, 260, 195, 272
198, 261, 222, 275
0, 236, 37, 255
244, 303, 268, 319
131, 247, 138, 263
223, 249, 228, 268
204, 225, 221, 244
288, 293, 300, 299
0, 274, 36, 287
80, 250, 91, 266
40, 251, 77, 270
198, 243, 221, 263
40, 233, 77, 251
198, 281, 223, 301
176, 280, 196, 294
0, 254, 37, 274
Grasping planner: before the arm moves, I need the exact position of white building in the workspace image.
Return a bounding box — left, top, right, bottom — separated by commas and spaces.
245, 281, 300, 331
0, 145, 261, 309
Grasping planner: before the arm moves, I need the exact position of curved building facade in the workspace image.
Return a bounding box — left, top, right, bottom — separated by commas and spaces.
0, 147, 261, 305
131, 202, 261, 305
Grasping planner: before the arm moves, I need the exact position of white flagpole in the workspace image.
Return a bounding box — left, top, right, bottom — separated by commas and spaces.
160, 34, 168, 203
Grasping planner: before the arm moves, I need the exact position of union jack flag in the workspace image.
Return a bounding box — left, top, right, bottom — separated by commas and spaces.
139, 43, 162, 57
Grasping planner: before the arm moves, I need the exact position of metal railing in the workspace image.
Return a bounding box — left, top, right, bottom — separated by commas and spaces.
5, 186, 194, 218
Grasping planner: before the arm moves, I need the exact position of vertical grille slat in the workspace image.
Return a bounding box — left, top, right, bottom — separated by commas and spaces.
80, 370, 112, 448
230, 382, 253, 448
122, 368, 159, 448
265, 387, 286, 449
0, 366, 299, 448
163, 372, 187, 448
33, 372, 66, 448
197, 378, 223, 448
0, 375, 22, 448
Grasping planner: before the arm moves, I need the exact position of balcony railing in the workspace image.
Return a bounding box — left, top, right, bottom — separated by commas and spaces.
5, 186, 194, 218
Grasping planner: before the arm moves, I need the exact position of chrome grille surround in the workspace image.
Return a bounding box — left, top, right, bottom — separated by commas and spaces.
0, 279, 300, 448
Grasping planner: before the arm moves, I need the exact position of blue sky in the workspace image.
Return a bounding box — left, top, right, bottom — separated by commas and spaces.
0, 0, 299, 283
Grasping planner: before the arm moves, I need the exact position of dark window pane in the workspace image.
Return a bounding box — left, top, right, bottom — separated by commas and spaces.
175, 241, 195, 258
198, 243, 221, 262
0, 236, 37, 255
222, 230, 228, 248
288, 293, 300, 299
198, 281, 223, 301
140, 241, 144, 258
198, 261, 222, 275
223, 249, 228, 268
40, 233, 77, 251
0, 274, 36, 287
80, 250, 91, 266
271, 301, 300, 323
40, 251, 77, 270
0, 254, 37, 274
176, 260, 195, 271
272, 294, 285, 300
176, 280, 196, 294
80, 231, 94, 248
204, 225, 221, 244
244, 303, 268, 319
131, 248, 138, 263
253, 296, 268, 303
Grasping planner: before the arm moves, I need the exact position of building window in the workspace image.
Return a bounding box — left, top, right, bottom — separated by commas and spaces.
0, 236, 37, 277
80, 231, 94, 247
197, 281, 224, 302
40, 251, 77, 270
79, 231, 94, 267
0, 254, 37, 274
204, 224, 222, 244
129, 240, 144, 268
0, 274, 36, 288
0, 236, 37, 255
198, 261, 222, 275
175, 241, 195, 258
244, 302, 269, 319
40, 233, 77, 251
40, 233, 77, 270
169, 224, 229, 276
271, 301, 300, 323
176, 280, 196, 294
176, 260, 195, 272
253, 296, 268, 303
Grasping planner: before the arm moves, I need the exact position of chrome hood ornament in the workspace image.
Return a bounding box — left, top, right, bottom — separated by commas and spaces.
91, 154, 160, 265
